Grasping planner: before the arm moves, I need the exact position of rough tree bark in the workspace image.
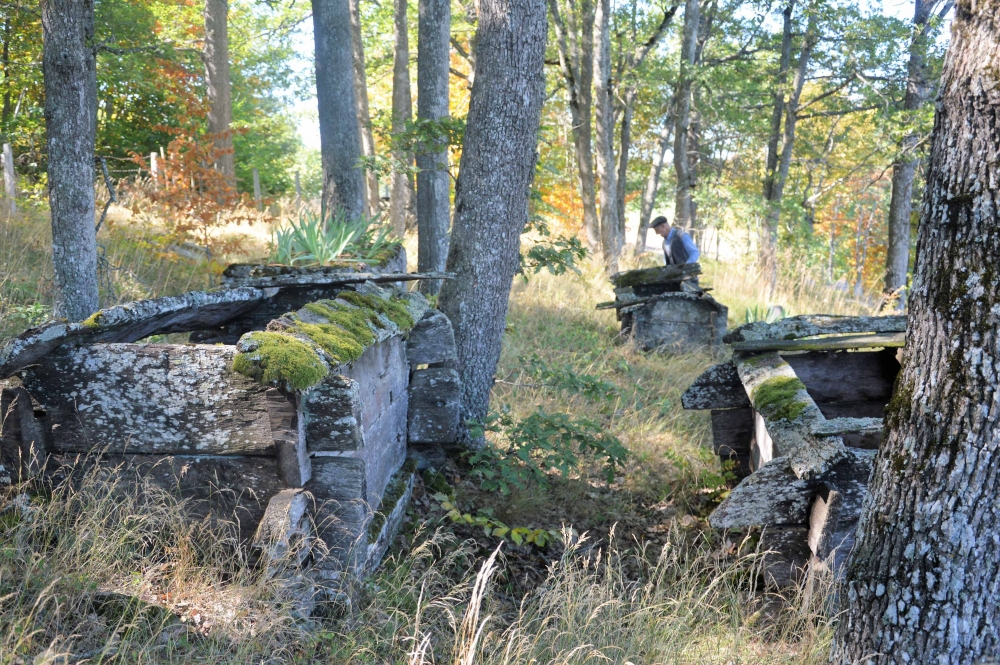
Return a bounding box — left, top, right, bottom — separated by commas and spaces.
883, 0, 942, 307
633, 116, 672, 256
762, 2, 817, 292
437, 0, 547, 446
830, 3, 1000, 662
312, 0, 365, 218
389, 0, 416, 237
548, 0, 599, 249
42, 0, 99, 322
592, 0, 619, 271
673, 0, 698, 231
204, 0, 234, 181
349, 0, 381, 216
760, 0, 795, 290
416, 0, 451, 294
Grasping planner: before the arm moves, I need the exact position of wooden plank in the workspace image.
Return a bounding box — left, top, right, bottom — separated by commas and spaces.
734, 351, 846, 479
682, 361, 751, 410
710, 408, 754, 456
730, 332, 905, 353
724, 314, 906, 344
21, 344, 278, 455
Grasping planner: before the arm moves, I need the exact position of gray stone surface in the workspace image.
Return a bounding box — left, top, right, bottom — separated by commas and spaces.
0, 381, 49, 481
681, 361, 750, 410
252, 488, 315, 570
627, 293, 728, 351
20, 344, 278, 456
405, 310, 457, 367
408, 368, 460, 444
723, 314, 906, 344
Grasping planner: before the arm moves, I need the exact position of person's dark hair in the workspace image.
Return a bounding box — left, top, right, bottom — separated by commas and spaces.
650, 216, 669, 228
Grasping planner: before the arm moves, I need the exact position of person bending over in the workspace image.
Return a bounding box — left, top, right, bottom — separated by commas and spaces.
650, 216, 700, 265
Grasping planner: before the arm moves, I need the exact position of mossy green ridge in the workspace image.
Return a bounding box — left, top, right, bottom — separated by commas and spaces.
338, 291, 414, 330
231, 331, 328, 390
233, 287, 419, 390
751, 376, 809, 422
81, 312, 103, 328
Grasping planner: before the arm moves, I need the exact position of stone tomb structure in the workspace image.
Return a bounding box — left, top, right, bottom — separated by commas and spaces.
0, 257, 460, 577
681, 315, 906, 586
598, 263, 728, 351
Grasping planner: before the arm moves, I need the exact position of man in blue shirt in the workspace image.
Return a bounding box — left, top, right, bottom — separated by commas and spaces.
650, 216, 700, 265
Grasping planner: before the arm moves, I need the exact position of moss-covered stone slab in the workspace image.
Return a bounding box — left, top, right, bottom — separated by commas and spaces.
222, 245, 408, 284
734, 351, 846, 479
610, 263, 701, 289
0, 287, 267, 378
681, 361, 751, 410
723, 314, 906, 344
730, 332, 905, 353
232, 283, 428, 391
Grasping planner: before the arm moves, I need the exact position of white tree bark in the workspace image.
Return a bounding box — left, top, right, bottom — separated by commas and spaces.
592, 0, 619, 271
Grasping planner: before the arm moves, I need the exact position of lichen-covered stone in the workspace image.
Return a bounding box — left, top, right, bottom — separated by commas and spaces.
626, 292, 728, 351
611, 263, 701, 289
681, 361, 751, 410
408, 368, 460, 444
405, 310, 457, 367
723, 314, 906, 344
734, 351, 846, 479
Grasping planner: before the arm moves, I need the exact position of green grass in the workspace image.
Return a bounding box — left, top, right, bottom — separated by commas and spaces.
0, 214, 862, 663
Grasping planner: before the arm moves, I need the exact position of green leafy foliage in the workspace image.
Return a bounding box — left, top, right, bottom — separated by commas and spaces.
269, 208, 400, 267
429, 492, 560, 549
518, 354, 619, 401
466, 407, 629, 495
519, 215, 588, 279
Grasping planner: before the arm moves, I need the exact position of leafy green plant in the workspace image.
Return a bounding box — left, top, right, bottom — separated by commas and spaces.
3, 302, 52, 330
466, 407, 629, 495
432, 494, 559, 547
269, 207, 401, 267
743, 304, 791, 325
519, 215, 588, 279
519, 354, 619, 401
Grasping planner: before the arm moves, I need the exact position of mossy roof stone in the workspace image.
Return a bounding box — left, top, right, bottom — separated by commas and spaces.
232, 282, 430, 391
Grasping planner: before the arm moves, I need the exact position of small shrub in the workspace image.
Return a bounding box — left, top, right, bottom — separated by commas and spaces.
466, 407, 629, 494
269, 207, 401, 267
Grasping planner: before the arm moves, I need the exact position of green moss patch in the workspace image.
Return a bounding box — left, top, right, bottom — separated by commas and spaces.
368, 460, 417, 542
752, 376, 809, 422
232, 331, 328, 390
81, 311, 103, 329
233, 288, 418, 390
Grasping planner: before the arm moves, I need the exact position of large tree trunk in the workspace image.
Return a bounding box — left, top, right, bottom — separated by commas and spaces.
615, 95, 632, 248
883, 0, 936, 307
416, 0, 451, 294
759, 0, 795, 290
349, 0, 381, 217
312, 0, 365, 218
592, 0, 619, 271
389, 0, 416, 237
548, 0, 599, 249
42, 0, 99, 322
633, 117, 672, 256
2, 17, 11, 138
204, 0, 234, 181
672, 0, 698, 232
437, 0, 547, 446
831, 3, 1000, 662
761, 3, 816, 292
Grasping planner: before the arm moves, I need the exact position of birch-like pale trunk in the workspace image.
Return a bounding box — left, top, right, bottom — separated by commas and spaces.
389, 0, 416, 237
416, 0, 451, 293
312, 0, 365, 218
438, 0, 547, 447
592, 0, 619, 271
204, 0, 234, 181
349, 0, 381, 216
42, 0, 99, 321
672, 0, 698, 231
884, 0, 940, 307
633, 118, 672, 256
831, 3, 1000, 661
548, 0, 599, 248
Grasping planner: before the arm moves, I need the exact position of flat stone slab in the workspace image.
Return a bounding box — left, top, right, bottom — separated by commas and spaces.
406, 310, 457, 367
0, 287, 266, 378
408, 368, 460, 444
681, 361, 751, 410
20, 344, 278, 456
723, 314, 906, 344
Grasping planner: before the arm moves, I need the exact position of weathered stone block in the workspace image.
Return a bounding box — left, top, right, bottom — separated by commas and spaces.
405, 310, 457, 367
629, 293, 728, 351
408, 368, 460, 444
20, 344, 278, 456
252, 488, 315, 570
1, 381, 50, 481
